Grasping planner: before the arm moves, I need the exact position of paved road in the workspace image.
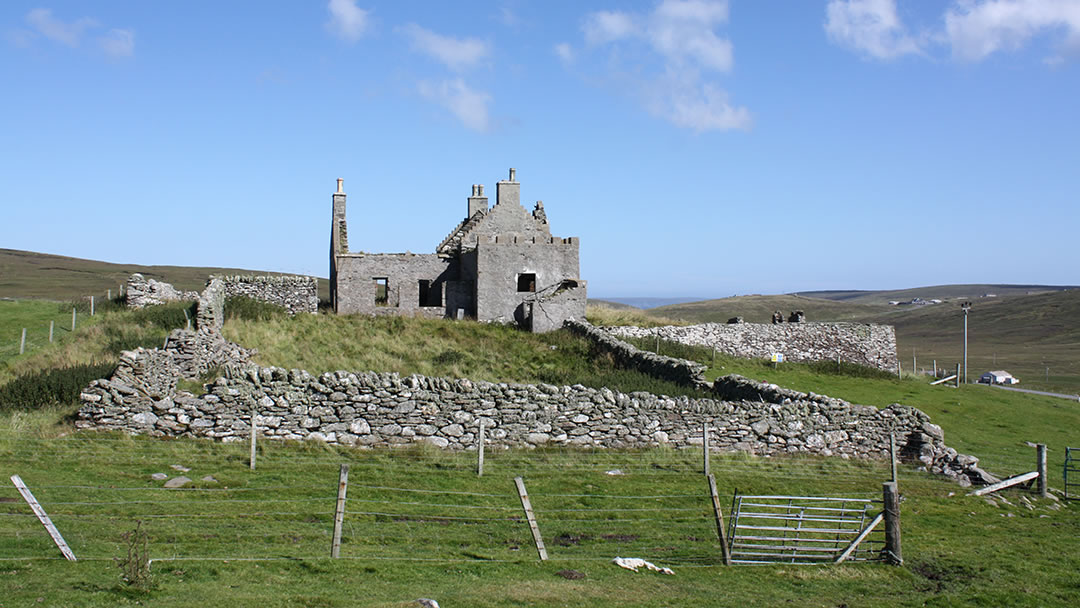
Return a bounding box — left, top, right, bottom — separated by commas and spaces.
989, 384, 1080, 401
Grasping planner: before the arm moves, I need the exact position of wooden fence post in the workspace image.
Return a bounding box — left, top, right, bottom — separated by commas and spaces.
477, 420, 485, 477
90, 296, 94, 316
249, 403, 257, 471
702, 423, 710, 477
889, 433, 898, 483
514, 476, 547, 561
882, 481, 902, 565
107, 289, 112, 301
331, 464, 349, 558
10, 475, 77, 561
19, 328, 26, 355
1037, 443, 1047, 498
955, 364, 960, 388
49, 320, 54, 343
71, 307, 76, 332
707, 474, 732, 565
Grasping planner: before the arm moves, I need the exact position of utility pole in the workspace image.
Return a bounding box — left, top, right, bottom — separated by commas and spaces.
961, 301, 972, 384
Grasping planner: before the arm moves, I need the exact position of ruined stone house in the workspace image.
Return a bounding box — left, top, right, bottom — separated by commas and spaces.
329, 168, 586, 332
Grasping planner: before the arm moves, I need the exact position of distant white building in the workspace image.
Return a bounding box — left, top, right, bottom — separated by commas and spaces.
979, 370, 1019, 385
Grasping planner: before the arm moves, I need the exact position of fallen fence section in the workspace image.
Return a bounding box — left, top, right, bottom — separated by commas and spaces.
727, 495, 885, 565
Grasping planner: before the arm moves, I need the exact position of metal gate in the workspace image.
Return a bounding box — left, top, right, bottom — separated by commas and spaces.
1066, 448, 1079, 500
727, 494, 885, 564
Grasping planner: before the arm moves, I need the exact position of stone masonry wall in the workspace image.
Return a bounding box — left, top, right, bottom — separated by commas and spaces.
126, 274, 198, 309
219, 275, 319, 315
566, 320, 708, 387
607, 322, 899, 372
76, 365, 994, 486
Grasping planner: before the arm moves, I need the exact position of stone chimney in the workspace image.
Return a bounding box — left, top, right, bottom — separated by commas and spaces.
332, 178, 347, 224
468, 183, 488, 218
496, 167, 520, 207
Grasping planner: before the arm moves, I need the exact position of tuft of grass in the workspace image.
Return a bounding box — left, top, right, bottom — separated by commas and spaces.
224, 296, 287, 322
0, 362, 117, 412
586, 304, 686, 328
223, 313, 710, 398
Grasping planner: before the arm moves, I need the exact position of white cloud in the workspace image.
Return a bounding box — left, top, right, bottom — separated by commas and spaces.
824, 0, 922, 59
554, 42, 575, 63
583, 11, 638, 45
26, 8, 97, 47
401, 24, 490, 71
650, 82, 751, 132
100, 28, 134, 58
326, 0, 370, 42
944, 0, 1080, 61
418, 78, 492, 131
576, 0, 747, 131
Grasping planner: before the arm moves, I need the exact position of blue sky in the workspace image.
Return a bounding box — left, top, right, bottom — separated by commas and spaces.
2, 1, 1078, 298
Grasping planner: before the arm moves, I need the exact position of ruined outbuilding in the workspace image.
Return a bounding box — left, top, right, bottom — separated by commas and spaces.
329, 168, 586, 332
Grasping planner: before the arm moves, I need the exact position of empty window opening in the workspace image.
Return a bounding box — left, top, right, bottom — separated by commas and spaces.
374, 277, 389, 306
517, 273, 536, 293
419, 279, 442, 307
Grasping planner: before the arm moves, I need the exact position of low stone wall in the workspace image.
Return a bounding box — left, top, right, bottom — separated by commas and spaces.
125, 274, 198, 309
220, 275, 318, 315
76, 365, 993, 486
565, 320, 707, 387
607, 322, 899, 371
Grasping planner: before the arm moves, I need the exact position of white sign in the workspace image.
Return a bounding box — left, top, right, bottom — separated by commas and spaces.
771, 353, 784, 363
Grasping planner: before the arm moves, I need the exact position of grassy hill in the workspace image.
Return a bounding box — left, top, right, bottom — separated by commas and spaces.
0, 248, 328, 301
797, 284, 1076, 306
0, 304, 1078, 606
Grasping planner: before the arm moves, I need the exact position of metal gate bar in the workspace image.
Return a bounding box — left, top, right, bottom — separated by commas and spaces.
728, 494, 884, 564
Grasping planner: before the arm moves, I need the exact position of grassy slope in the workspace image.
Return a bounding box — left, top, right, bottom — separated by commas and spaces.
798, 284, 1076, 305
648, 294, 886, 324
0, 248, 329, 301
0, 308, 1078, 606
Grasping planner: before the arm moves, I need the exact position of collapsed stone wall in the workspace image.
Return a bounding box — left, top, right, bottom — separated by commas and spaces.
606, 322, 899, 372
219, 275, 319, 315
566, 320, 708, 387
126, 274, 198, 309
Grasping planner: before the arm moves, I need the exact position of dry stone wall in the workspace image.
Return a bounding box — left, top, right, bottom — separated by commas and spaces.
606, 322, 899, 371
76, 285, 992, 487
219, 275, 318, 315
125, 274, 198, 309
566, 320, 708, 387
76, 365, 993, 486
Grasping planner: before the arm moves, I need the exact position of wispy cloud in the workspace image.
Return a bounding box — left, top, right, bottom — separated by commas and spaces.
574, 0, 750, 132
418, 78, 492, 132
14, 8, 135, 57
944, 0, 1080, 62
26, 8, 98, 47
400, 24, 490, 71
824, 0, 922, 60
326, 0, 370, 42
825, 0, 1080, 64
100, 28, 134, 58
554, 42, 575, 64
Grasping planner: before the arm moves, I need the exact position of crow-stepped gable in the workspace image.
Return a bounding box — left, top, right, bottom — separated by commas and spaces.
329, 168, 586, 332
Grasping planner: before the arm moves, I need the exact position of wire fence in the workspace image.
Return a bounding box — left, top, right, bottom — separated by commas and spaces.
0, 436, 911, 567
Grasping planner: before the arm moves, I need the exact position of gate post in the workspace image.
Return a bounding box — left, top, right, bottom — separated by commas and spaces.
882, 481, 902, 565
1037, 443, 1047, 498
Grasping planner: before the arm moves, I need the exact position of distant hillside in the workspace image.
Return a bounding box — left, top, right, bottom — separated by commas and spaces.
796, 284, 1076, 306
645, 289, 1080, 395
0, 248, 328, 301
648, 294, 886, 324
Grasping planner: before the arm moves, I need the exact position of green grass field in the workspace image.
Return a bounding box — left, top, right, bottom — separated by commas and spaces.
1, 257, 1079, 605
